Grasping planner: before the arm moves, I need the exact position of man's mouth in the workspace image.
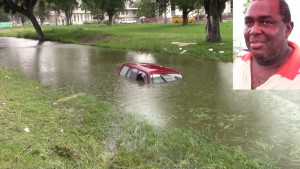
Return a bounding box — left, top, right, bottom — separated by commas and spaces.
250, 40, 265, 49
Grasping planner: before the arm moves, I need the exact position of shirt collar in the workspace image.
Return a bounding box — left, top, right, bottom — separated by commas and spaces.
277, 41, 300, 80
242, 41, 300, 80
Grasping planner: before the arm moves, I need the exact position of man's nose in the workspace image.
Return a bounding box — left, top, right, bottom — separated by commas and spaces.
250, 23, 261, 35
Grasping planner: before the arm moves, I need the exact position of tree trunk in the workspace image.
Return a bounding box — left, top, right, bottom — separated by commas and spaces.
182, 10, 188, 26
66, 15, 70, 25
65, 9, 72, 25
55, 11, 57, 25
3, 0, 45, 41
107, 15, 113, 26
206, 15, 221, 42
27, 12, 45, 41
205, 0, 222, 42
164, 0, 168, 24
164, 9, 167, 23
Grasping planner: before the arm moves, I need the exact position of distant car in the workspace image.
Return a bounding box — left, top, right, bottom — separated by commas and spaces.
118, 18, 137, 24
172, 15, 194, 23
118, 62, 183, 84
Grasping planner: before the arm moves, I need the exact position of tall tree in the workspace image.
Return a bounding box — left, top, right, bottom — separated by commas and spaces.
204, 0, 228, 42
156, 0, 169, 23
81, 0, 105, 23
0, 0, 45, 41
102, 0, 125, 26
36, 0, 46, 25
172, 0, 203, 26
50, 0, 78, 25
137, 0, 156, 18
0, 7, 10, 21
44, 0, 59, 25
82, 0, 126, 26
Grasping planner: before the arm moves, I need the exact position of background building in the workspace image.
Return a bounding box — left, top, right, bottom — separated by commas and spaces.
46, 1, 232, 25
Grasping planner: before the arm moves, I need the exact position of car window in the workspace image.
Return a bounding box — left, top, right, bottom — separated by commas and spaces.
126, 68, 139, 80
151, 74, 182, 84
141, 72, 147, 83
161, 74, 182, 82
136, 71, 147, 83
151, 74, 166, 84
120, 66, 129, 76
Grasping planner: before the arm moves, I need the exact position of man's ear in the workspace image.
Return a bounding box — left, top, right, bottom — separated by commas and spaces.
286, 21, 294, 38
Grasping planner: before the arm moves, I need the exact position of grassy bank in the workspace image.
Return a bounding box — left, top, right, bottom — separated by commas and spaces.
0, 67, 277, 168
0, 22, 233, 61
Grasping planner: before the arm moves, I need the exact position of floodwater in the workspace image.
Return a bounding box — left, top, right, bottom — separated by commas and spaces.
1, 37, 300, 168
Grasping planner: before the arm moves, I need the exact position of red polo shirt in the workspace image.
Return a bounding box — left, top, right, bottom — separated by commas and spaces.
233, 41, 300, 90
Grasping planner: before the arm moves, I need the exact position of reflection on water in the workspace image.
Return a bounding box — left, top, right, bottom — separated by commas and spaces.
1, 37, 300, 168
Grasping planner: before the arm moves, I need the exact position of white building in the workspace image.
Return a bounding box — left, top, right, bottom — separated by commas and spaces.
47, 1, 232, 25
47, 8, 95, 25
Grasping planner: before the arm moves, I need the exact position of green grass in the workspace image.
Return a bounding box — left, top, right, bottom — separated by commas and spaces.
0, 21, 275, 168
0, 67, 277, 168
0, 22, 233, 61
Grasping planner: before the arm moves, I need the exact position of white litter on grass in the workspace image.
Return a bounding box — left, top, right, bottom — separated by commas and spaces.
24, 127, 30, 133
180, 50, 187, 54
60, 129, 64, 133
179, 47, 183, 51
219, 51, 224, 53
172, 42, 197, 47
208, 48, 213, 51
2, 102, 6, 107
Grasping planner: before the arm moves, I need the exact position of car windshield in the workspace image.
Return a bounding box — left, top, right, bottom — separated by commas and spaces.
151, 74, 182, 84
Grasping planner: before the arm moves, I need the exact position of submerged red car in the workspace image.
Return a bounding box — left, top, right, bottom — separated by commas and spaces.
118, 62, 183, 84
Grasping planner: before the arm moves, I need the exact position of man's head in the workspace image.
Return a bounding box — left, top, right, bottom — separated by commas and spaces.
244, 0, 294, 66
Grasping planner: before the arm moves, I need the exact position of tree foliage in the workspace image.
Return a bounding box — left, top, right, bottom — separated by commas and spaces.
137, 0, 171, 23
102, 0, 126, 26
172, 0, 203, 25
0, 7, 10, 21
137, 0, 156, 18
155, 0, 170, 23
82, 0, 126, 26
36, 0, 47, 25
80, 0, 104, 23
0, 0, 45, 41
48, 0, 79, 25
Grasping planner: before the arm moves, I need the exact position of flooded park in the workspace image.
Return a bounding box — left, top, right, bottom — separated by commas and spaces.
1, 37, 300, 168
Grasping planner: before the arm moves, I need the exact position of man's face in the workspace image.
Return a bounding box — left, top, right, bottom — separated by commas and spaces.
244, 0, 292, 64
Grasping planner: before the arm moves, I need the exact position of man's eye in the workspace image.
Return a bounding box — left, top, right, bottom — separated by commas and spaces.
245, 21, 253, 26
262, 21, 272, 25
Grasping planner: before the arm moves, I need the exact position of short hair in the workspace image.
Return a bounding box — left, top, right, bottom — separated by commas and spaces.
251, 0, 291, 23
279, 0, 291, 23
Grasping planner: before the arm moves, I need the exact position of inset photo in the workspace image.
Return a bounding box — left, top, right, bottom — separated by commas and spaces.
233, 0, 300, 90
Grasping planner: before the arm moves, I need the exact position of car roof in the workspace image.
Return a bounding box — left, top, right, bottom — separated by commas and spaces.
122, 62, 179, 74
